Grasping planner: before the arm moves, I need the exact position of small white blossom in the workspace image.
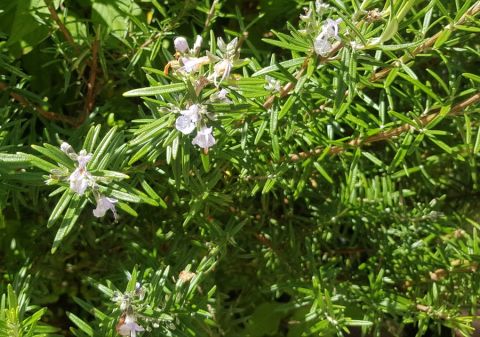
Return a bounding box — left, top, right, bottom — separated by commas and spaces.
60, 142, 74, 154
212, 59, 233, 87
315, 0, 330, 14
76, 149, 92, 169
93, 196, 118, 219
209, 37, 239, 87
175, 104, 201, 134
323, 18, 341, 37
192, 126, 216, 149
174, 36, 189, 53
265, 76, 281, 93
193, 35, 203, 54
60, 144, 93, 195
180, 56, 210, 73
314, 19, 341, 56
299, 8, 312, 21
117, 314, 144, 337
68, 168, 91, 195
209, 88, 232, 103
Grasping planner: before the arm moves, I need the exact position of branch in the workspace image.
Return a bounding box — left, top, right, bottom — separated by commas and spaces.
0, 82, 78, 126
45, 0, 78, 52
370, 1, 480, 82
262, 41, 344, 110
262, 1, 480, 109
82, 34, 100, 124
289, 91, 480, 161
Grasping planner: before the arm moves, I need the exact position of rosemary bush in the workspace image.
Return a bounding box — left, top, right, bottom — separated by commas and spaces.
1, 0, 480, 336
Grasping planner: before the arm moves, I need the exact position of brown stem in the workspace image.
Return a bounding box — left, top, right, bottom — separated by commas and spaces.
289, 91, 480, 161
139, 32, 163, 50
0, 82, 78, 125
262, 57, 309, 109
262, 42, 344, 109
82, 34, 100, 124
45, 0, 78, 52
416, 304, 448, 320
263, 2, 479, 110
370, 1, 480, 82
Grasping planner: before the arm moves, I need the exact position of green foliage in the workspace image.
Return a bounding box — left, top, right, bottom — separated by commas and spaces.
1, 0, 480, 336
0, 272, 60, 337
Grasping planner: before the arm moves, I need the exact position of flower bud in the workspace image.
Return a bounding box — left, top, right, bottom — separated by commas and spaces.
174, 37, 189, 53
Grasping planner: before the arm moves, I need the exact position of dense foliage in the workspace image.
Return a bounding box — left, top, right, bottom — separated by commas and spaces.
1, 0, 480, 336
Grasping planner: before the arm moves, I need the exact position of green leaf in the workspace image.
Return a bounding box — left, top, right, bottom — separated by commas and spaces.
67, 312, 93, 337
89, 127, 118, 169
428, 135, 453, 154
278, 95, 296, 120
252, 57, 305, 77
313, 162, 333, 183
27, 154, 58, 172
7, 284, 17, 311
123, 82, 186, 97
51, 196, 87, 254
397, 72, 440, 101
389, 132, 414, 170
463, 73, 480, 83
47, 190, 73, 228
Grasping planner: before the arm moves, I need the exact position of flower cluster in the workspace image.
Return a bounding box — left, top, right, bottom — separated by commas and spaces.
173, 103, 216, 150
298, 0, 342, 57
314, 18, 342, 56
164, 35, 243, 151
114, 282, 145, 337
58, 142, 118, 220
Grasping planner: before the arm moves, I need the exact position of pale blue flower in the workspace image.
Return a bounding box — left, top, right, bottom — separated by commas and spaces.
175, 104, 201, 134
93, 196, 118, 219
117, 314, 144, 337
192, 126, 216, 149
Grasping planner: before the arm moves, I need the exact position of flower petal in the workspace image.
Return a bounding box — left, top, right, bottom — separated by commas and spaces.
175, 116, 196, 134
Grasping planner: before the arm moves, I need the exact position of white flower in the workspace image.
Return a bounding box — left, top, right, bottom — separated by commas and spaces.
68, 168, 91, 195
193, 35, 203, 54
265, 76, 281, 93
180, 56, 210, 73
76, 149, 92, 169
175, 104, 201, 134
299, 8, 312, 21
315, 0, 330, 14
174, 36, 189, 53
60, 143, 94, 195
314, 19, 341, 56
175, 116, 196, 134
314, 36, 332, 56
60, 142, 74, 154
117, 314, 144, 337
93, 196, 118, 219
208, 37, 239, 87
192, 126, 216, 149
212, 59, 233, 87
323, 18, 341, 38
209, 88, 232, 103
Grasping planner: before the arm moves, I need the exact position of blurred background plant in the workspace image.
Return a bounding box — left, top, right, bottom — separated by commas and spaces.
1, 0, 480, 336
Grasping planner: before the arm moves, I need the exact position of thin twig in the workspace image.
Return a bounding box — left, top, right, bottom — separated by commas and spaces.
45, 0, 78, 52
0, 82, 77, 126
370, 1, 480, 82
82, 34, 100, 124
263, 2, 480, 109
262, 41, 344, 109
416, 304, 448, 320
204, 0, 219, 30
139, 32, 163, 50
289, 91, 480, 161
